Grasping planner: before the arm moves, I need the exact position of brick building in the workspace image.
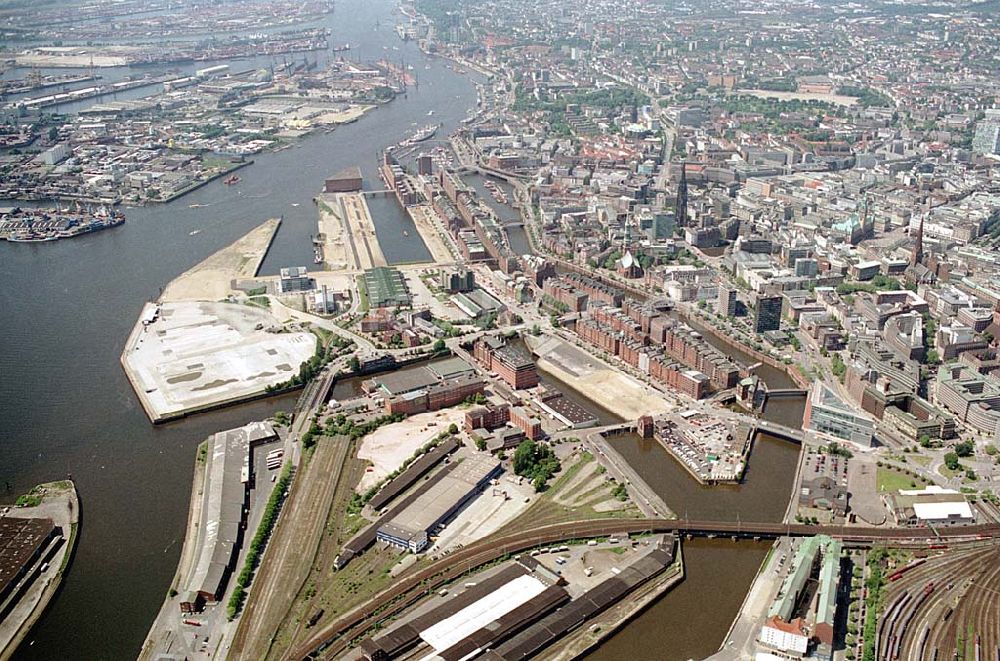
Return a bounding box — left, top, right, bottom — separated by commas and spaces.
473, 336, 539, 389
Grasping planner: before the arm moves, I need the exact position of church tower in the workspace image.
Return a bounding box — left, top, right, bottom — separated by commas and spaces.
675, 162, 689, 228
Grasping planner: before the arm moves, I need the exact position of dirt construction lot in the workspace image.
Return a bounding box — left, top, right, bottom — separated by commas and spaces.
356, 408, 468, 491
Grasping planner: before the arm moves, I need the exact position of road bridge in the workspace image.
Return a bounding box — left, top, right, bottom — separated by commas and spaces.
751, 419, 807, 444
764, 388, 809, 398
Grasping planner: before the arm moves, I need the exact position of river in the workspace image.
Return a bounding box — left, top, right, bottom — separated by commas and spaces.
0, 1, 478, 658
1, 1, 803, 657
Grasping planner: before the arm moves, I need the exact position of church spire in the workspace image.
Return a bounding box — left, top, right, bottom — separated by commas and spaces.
675, 162, 688, 228
911, 213, 924, 267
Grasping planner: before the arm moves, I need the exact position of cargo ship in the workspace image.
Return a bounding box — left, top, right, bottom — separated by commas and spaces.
1, 206, 125, 243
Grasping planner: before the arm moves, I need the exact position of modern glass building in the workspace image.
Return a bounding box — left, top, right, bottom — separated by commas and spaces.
803, 382, 876, 447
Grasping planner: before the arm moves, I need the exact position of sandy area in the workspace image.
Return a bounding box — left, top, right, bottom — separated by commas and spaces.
315, 105, 374, 125
408, 204, 455, 264
161, 218, 280, 302
342, 193, 387, 270
537, 356, 672, 419
528, 334, 674, 419
317, 195, 354, 270
355, 408, 467, 491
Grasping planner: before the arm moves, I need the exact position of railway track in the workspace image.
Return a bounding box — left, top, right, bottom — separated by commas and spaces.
229, 435, 354, 658
879, 545, 1000, 660
287, 520, 1000, 660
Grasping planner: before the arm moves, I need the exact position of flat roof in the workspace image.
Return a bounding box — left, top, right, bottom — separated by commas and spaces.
913, 501, 973, 520
0, 517, 56, 596
426, 356, 475, 380
327, 165, 362, 181
419, 574, 548, 653
186, 421, 276, 597
384, 455, 500, 537
373, 367, 439, 396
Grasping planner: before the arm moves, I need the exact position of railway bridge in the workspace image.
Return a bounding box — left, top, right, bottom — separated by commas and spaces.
293, 518, 1000, 660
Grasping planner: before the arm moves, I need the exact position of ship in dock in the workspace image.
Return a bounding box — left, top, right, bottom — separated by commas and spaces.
0, 205, 125, 243
406, 123, 440, 144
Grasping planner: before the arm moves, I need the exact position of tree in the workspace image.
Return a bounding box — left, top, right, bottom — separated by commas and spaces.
447, 423, 458, 435
954, 440, 974, 457
944, 452, 960, 471
48, 126, 59, 141
348, 355, 360, 372
432, 338, 446, 353
512, 440, 561, 492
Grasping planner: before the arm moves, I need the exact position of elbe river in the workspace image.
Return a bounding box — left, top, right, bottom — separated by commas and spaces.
0, 1, 803, 657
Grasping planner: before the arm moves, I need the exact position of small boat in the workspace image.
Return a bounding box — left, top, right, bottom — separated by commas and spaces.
223, 175, 241, 185
291, 203, 300, 207
403, 230, 409, 237
189, 229, 201, 236
427, 110, 435, 116
189, 203, 205, 208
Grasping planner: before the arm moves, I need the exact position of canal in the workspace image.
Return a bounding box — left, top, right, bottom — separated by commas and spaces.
535, 334, 805, 661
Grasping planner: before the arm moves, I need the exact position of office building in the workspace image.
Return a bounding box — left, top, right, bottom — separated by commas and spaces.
718, 285, 737, 317
278, 266, 314, 293
935, 364, 1000, 436
754, 294, 783, 333
439, 268, 475, 293
473, 335, 539, 389
803, 383, 875, 446
972, 111, 1000, 156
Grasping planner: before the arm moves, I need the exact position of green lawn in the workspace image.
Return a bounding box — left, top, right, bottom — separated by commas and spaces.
938, 464, 962, 479
355, 275, 369, 314
876, 468, 924, 493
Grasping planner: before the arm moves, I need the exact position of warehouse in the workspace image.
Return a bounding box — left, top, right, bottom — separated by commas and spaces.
480, 536, 676, 660
0, 517, 59, 608
181, 421, 278, 612
376, 454, 502, 552
363, 266, 411, 308
359, 560, 566, 661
